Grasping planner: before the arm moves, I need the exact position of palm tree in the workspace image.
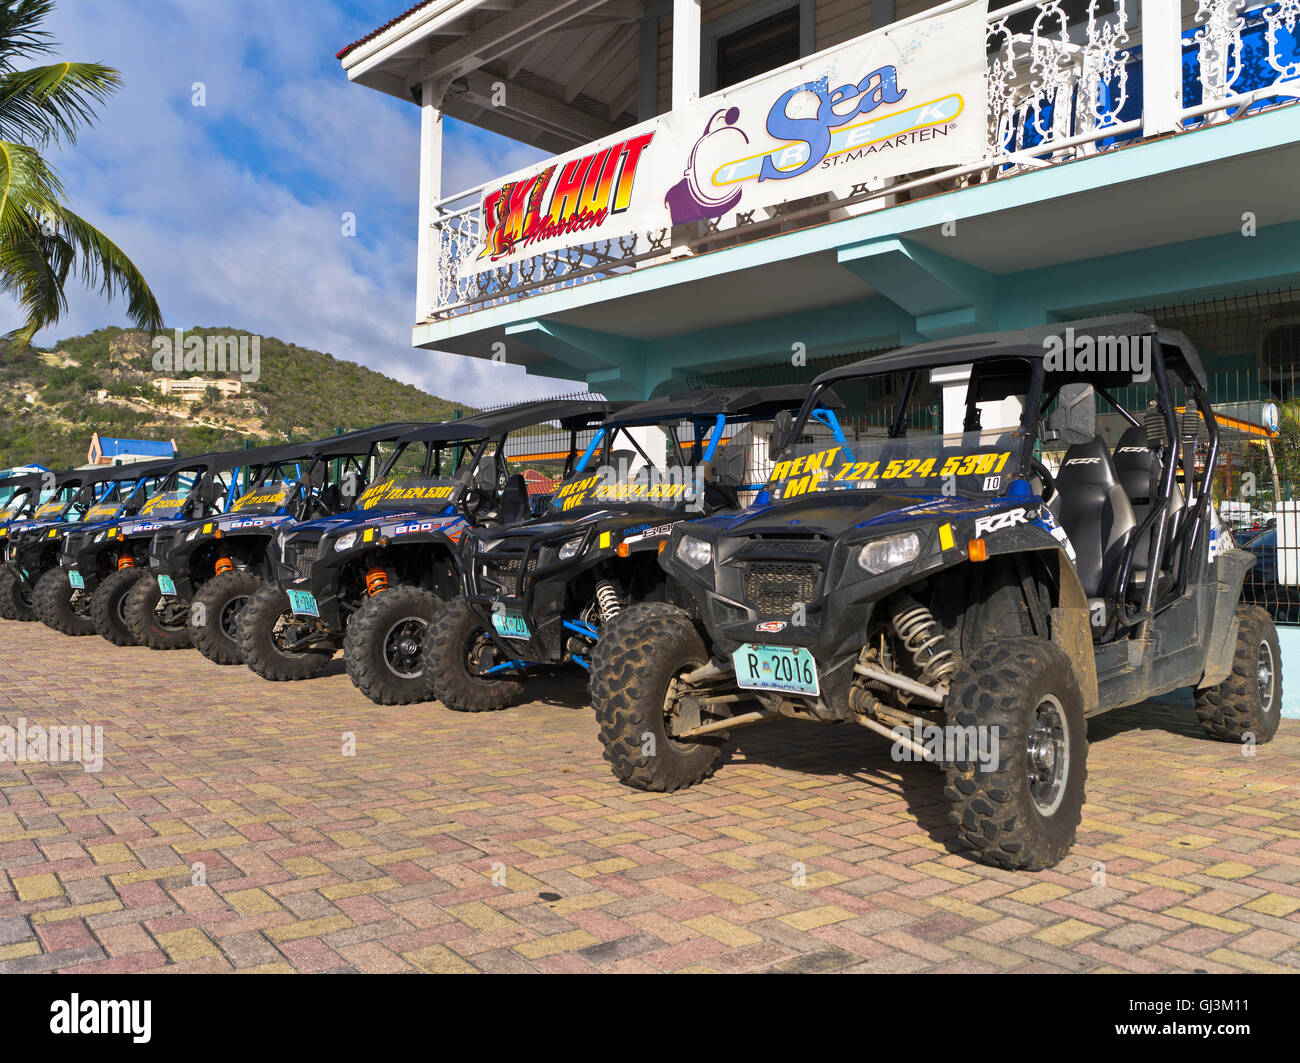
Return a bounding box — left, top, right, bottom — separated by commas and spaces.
0, 0, 161, 349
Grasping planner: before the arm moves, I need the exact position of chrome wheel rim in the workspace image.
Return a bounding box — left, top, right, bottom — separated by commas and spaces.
1257, 641, 1275, 710
1027, 693, 1069, 816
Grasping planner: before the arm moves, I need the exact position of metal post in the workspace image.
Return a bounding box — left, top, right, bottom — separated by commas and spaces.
416, 76, 445, 324
1142, 0, 1184, 136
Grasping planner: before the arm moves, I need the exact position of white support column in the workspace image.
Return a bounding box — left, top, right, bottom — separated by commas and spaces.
1141, 0, 1184, 136
672, 0, 701, 110
415, 76, 444, 324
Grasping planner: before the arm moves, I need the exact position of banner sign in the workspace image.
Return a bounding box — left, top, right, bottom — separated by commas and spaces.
467, 0, 988, 274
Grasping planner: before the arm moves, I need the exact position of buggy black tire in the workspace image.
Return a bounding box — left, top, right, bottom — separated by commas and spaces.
345, 586, 442, 705
91, 568, 146, 646
124, 573, 193, 651
0, 566, 35, 621
424, 597, 525, 712
943, 637, 1087, 871
33, 568, 96, 636
1195, 605, 1282, 745
237, 584, 336, 681
591, 602, 722, 792
190, 570, 263, 664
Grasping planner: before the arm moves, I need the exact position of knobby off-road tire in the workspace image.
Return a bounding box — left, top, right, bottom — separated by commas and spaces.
943, 637, 1087, 871
423, 597, 525, 713
0, 566, 35, 621
124, 573, 193, 651
591, 602, 723, 792
190, 570, 263, 664
91, 568, 146, 646
345, 586, 442, 705
1195, 604, 1283, 744
238, 584, 335, 681
34, 568, 96, 636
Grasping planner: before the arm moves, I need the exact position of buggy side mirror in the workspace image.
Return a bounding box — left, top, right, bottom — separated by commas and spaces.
1045, 383, 1097, 445
711, 442, 747, 488
769, 410, 793, 455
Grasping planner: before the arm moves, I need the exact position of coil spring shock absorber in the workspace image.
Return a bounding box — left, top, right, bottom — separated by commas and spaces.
365, 567, 389, 597
889, 591, 956, 685
214, 557, 234, 576
594, 579, 621, 625
117, 555, 135, 571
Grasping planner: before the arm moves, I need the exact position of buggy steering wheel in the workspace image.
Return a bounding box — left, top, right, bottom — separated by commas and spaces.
1030, 458, 1057, 503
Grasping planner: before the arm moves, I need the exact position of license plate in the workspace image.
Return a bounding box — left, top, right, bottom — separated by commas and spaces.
68, 570, 84, 590
157, 574, 177, 597
492, 609, 531, 640
732, 643, 820, 696
287, 589, 319, 617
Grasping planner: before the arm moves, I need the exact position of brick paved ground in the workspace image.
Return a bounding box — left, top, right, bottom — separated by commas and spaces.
1, 620, 1298, 974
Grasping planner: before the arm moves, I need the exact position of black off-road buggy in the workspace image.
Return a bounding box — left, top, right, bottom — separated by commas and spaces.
591, 316, 1280, 871
143, 424, 420, 663
423, 386, 826, 713
58, 446, 307, 647
5, 460, 174, 633
249, 399, 611, 704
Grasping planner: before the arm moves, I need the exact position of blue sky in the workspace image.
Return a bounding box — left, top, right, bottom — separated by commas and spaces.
3, 0, 557, 406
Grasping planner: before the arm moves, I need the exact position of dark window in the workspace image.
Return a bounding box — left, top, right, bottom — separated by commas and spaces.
716, 7, 800, 90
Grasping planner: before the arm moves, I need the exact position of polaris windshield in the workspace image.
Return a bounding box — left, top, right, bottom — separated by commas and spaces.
231, 481, 292, 514
139, 490, 191, 518
357, 477, 461, 510
549, 467, 700, 513
764, 429, 1027, 501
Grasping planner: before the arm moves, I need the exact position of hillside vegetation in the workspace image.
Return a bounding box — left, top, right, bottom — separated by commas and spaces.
0, 327, 474, 469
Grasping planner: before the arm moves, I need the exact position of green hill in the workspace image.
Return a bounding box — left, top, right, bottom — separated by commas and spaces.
0, 326, 476, 469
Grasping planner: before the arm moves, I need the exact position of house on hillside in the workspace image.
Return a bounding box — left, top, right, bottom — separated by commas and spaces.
87, 434, 176, 466
153, 377, 243, 400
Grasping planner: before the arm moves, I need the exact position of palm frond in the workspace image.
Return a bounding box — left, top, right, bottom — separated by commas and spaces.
0, 61, 121, 147
0, 0, 56, 71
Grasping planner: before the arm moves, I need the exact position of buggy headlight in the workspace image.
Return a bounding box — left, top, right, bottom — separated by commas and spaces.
334, 532, 358, 553
858, 532, 920, 574
678, 535, 712, 569
187, 527, 202, 542
558, 538, 583, 561
94, 531, 106, 544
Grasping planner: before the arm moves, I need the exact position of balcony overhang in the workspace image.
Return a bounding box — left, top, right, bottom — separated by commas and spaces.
339, 0, 645, 154
416, 104, 1300, 396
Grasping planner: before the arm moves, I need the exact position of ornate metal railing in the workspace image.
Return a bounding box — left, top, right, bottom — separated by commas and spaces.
428, 0, 1300, 322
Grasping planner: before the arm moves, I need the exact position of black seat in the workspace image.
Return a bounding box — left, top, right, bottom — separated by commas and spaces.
497, 474, 530, 525
1112, 427, 1184, 589
1053, 437, 1137, 599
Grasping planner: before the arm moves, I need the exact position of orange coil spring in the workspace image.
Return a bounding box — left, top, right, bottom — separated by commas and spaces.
117, 555, 135, 571
215, 557, 234, 576
365, 567, 389, 596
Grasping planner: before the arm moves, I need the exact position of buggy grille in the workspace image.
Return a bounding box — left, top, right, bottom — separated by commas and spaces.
744, 562, 819, 617
289, 542, 318, 579
480, 555, 537, 593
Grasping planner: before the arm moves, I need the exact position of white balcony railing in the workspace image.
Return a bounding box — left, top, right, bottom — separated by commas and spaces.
428, 0, 1300, 323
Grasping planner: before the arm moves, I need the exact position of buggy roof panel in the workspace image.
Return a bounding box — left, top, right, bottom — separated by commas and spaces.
815, 315, 1208, 390
392, 400, 618, 446
609, 386, 839, 427
0, 472, 43, 493
303, 422, 426, 459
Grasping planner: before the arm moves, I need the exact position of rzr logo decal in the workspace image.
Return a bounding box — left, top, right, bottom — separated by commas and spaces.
756, 620, 787, 633
973, 508, 1030, 537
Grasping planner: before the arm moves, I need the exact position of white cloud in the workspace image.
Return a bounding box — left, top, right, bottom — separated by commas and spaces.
3, 0, 575, 409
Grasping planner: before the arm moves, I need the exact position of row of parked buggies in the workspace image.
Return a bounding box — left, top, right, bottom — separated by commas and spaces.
0, 316, 1284, 870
